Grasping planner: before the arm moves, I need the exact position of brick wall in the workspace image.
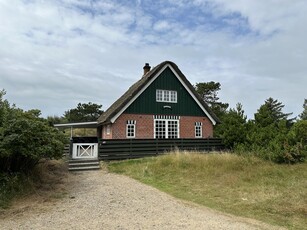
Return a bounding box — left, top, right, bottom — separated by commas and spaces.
101, 113, 213, 139
180, 116, 213, 138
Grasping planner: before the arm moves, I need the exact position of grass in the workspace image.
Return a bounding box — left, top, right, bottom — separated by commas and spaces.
0, 159, 68, 209
108, 151, 307, 230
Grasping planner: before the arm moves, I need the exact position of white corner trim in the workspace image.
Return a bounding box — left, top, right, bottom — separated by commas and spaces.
110, 64, 217, 125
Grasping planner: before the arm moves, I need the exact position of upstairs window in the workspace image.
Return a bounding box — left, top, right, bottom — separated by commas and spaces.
126, 120, 136, 138
156, 90, 177, 103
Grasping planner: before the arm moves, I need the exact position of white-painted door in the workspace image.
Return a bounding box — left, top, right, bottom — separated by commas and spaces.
72, 143, 98, 159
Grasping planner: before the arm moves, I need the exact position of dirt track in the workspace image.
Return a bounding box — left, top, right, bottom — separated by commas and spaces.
0, 169, 284, 230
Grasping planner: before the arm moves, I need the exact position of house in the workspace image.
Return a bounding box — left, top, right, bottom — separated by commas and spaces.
54, 61, 221, 168
97, 61, 219, 140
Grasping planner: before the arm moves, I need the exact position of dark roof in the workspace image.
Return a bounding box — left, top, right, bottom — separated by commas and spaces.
97, 61, 219, 124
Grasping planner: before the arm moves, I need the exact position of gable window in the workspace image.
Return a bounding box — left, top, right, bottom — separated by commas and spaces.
154, 116, 179, 139
195, 122, 202, 138
156, 90, 177, 103
126, 120, 136, 138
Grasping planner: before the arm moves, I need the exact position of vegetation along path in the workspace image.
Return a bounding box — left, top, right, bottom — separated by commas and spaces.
0, 169, 284, 230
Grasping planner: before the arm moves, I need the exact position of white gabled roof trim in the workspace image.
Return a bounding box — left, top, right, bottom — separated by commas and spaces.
110, 64, 217, 125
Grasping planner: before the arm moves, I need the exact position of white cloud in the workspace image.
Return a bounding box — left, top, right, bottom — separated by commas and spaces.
0, 0, 306, 119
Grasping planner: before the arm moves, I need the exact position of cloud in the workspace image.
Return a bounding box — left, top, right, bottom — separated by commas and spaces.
0, 0, 306, 119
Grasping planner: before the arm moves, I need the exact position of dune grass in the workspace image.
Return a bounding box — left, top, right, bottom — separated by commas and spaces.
108, 152, 307, 230
0, 159, 68, 209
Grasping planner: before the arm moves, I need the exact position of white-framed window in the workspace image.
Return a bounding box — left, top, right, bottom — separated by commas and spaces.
195, 122, 202, 138
156, 90, 177, 103
154, 116, 179, 139
126, 120, 136, 138
156, 90, 163, 101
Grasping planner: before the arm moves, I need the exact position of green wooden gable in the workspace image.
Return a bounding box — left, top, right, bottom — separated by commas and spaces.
123, 67, 206, 117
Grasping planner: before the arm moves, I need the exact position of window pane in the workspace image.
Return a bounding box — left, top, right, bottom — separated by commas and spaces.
170, 91, 177, 102
127, 124, 135, 138
163, 91, 169, 101
168, 120, 178, 139
156, 90, 163, 101
155, 120, 166, 138
195, 124, 202, 138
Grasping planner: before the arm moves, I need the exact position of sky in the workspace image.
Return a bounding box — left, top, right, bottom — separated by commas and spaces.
0, 0, 306, 119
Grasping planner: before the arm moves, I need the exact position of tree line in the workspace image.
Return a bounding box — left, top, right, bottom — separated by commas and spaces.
195, 82, 307, 164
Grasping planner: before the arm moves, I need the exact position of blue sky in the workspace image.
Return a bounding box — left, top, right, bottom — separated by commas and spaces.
0, 0, 306, 119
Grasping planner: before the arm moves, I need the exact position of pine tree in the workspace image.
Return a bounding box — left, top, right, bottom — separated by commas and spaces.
299, 99, 307, 120
194, 81, 229, 118
254, 97, 294, 127
215, 103, 247, 148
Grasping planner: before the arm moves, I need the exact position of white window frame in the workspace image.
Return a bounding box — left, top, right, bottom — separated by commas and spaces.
195, 122, 202, 138
154, 118, 179, 139
156, 89, 177, 103
126, 120, 136, 138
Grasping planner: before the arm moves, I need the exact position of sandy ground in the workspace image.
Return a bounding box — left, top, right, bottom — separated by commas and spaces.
0, 167, 284, 230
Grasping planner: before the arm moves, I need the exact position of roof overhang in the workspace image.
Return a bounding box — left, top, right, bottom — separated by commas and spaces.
54, 121, 98, 129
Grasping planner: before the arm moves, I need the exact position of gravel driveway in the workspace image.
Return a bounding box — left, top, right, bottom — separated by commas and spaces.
0, 170, 283, 230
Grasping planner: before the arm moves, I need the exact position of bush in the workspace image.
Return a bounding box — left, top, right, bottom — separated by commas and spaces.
0, 90, 67, 172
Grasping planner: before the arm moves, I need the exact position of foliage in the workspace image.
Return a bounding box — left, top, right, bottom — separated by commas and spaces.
288, 120, 307, 144
194, 81, 229, 118
1, 159, 68, 209
299, 99, 307, 120
237, 98, 305, 163
193, 81, 305, 164
0, 172, 30, 208
254, 97, 294, 126
46, 115, 67, 126
63, 102, 103, 122
215, 103, 247, 149
0, 90, 67, 172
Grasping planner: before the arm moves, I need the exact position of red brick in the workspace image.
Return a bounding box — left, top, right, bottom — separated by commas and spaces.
101, 113, 213, 139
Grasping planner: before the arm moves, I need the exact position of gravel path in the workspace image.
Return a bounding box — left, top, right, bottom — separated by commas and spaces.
0, 170, 284, 230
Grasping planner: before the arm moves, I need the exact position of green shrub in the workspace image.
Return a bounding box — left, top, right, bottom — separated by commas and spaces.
0, 90, 67, 172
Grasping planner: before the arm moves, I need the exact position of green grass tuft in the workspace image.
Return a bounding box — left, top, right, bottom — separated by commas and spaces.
108, 151, 307, 230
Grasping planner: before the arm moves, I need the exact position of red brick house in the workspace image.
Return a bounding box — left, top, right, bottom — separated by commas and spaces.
97, 61, 219, 140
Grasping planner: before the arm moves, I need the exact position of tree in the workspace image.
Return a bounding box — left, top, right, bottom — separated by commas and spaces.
0, 89, 9, 127
47, 115, 66, 126
63, 102, 103, 122
215, 103, 247, 149
254, 97, 294, 127
299, 99, 307, 120
242, 98, 302, 163
288, 120, 307, 144
194, 81, 229, 118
